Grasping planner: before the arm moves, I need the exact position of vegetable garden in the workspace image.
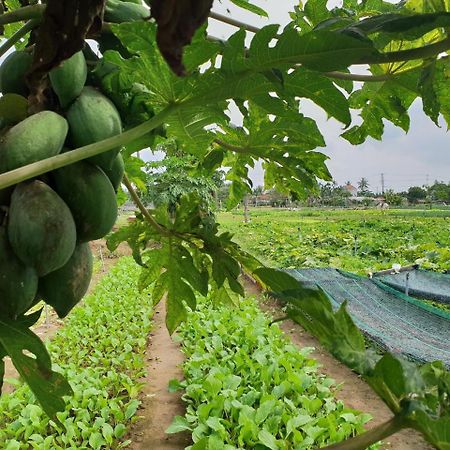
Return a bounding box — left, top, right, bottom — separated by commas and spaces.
0, 0, 450, 449
219, 209, 450, 274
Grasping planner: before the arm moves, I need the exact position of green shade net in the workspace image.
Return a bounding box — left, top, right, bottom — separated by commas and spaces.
286, 268, 450, 367
375, 269, 450, 305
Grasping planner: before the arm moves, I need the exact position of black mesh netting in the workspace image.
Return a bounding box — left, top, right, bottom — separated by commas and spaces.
285, 268, 450, 367
376, 269, 450, 305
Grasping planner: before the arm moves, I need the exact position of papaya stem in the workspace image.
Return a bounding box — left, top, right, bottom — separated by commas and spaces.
0, 104, 178, 190
319, 416, 405, 450
0, 18, 40, 58
122, 174, 171, 237
0, 4, 44, 25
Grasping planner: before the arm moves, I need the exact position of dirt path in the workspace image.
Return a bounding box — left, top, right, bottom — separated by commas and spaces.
243, 277, 432, 450
129, 301, 191, 450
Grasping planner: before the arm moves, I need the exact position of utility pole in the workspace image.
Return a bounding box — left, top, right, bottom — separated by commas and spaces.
381, 173, 385, 194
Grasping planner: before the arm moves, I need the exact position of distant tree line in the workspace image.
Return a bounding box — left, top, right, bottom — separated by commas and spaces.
131, 153, 450, 211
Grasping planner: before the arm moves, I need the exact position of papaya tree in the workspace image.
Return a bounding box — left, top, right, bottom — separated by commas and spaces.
0, 0, 450, 449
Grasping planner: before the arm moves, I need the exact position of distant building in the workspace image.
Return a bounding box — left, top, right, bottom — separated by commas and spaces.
344, 183, 358, 197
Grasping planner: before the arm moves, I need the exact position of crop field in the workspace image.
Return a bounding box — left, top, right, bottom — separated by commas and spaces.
0, 259, 153, 448
219, 208, 450, 274
2, 0, 450, 448
168, 297, 377, 450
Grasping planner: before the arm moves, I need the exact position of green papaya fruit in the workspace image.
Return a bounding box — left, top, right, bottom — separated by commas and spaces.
49, 51, 87, 109
67, 86, 122, 171
102, 153, 124, 191
105, 0, 149, 23
0, 226, 38, 319
8, 181, 77, 276
0, 51, 32, 96
39, 243, 93, 318
0, 111, 68, 173
52, 161, 118, 242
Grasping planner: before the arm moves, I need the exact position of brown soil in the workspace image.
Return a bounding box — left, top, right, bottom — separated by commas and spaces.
244, 277, 432, 450
128, 300, 191, 450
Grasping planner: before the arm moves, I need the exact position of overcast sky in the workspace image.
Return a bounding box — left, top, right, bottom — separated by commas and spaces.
208, 0, 450, 192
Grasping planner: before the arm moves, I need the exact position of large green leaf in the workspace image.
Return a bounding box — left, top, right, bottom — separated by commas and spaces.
282, 289, 378, 375
347, 12, 450, 41
342, 70, 419, 144
405, 0, 450, 13
285, 68, 351, 125
0, 319, 72, 417
370, 354, 424, 412
418, 60, 441, 125
434, 57, 450, 127
247, 28, 377, 72
253, 267, 303, 292
229, 0, 268, 17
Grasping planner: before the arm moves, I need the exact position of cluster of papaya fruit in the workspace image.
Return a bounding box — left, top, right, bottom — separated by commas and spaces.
0, 42, 126, 320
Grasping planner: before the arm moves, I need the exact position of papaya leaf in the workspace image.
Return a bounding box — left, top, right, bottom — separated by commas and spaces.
253, 267, 302, 292
0, 319, 72, 417
123, 155, 146, 191
154, 241, 199, 334
211, 248, 244, 296
342, 70, 419, 144
138, 248, 165, 290
281, 287, 378, 375
16, 308, 43, 328
176, 247, 209, 296
304, 0, 331, 27
370, 354, 424, 412
404, 0, 449, 14
418, 60, 441, 125
106, 215, 152, 265
247, 28, 376, 72
346, 12, 450, 41
183, 24, 221, 72
229, 0, 268, 17
434, 56, 450, 127
285, 68, 351, 125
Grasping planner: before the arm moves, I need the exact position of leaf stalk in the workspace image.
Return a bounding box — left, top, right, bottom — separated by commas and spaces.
122, 173, 171, 237
0, 18, 40, 58
0, 4, 44, 25
214, 138, 248, 154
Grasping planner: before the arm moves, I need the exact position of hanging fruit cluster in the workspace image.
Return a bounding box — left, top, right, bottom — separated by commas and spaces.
0, 41, 126, 320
